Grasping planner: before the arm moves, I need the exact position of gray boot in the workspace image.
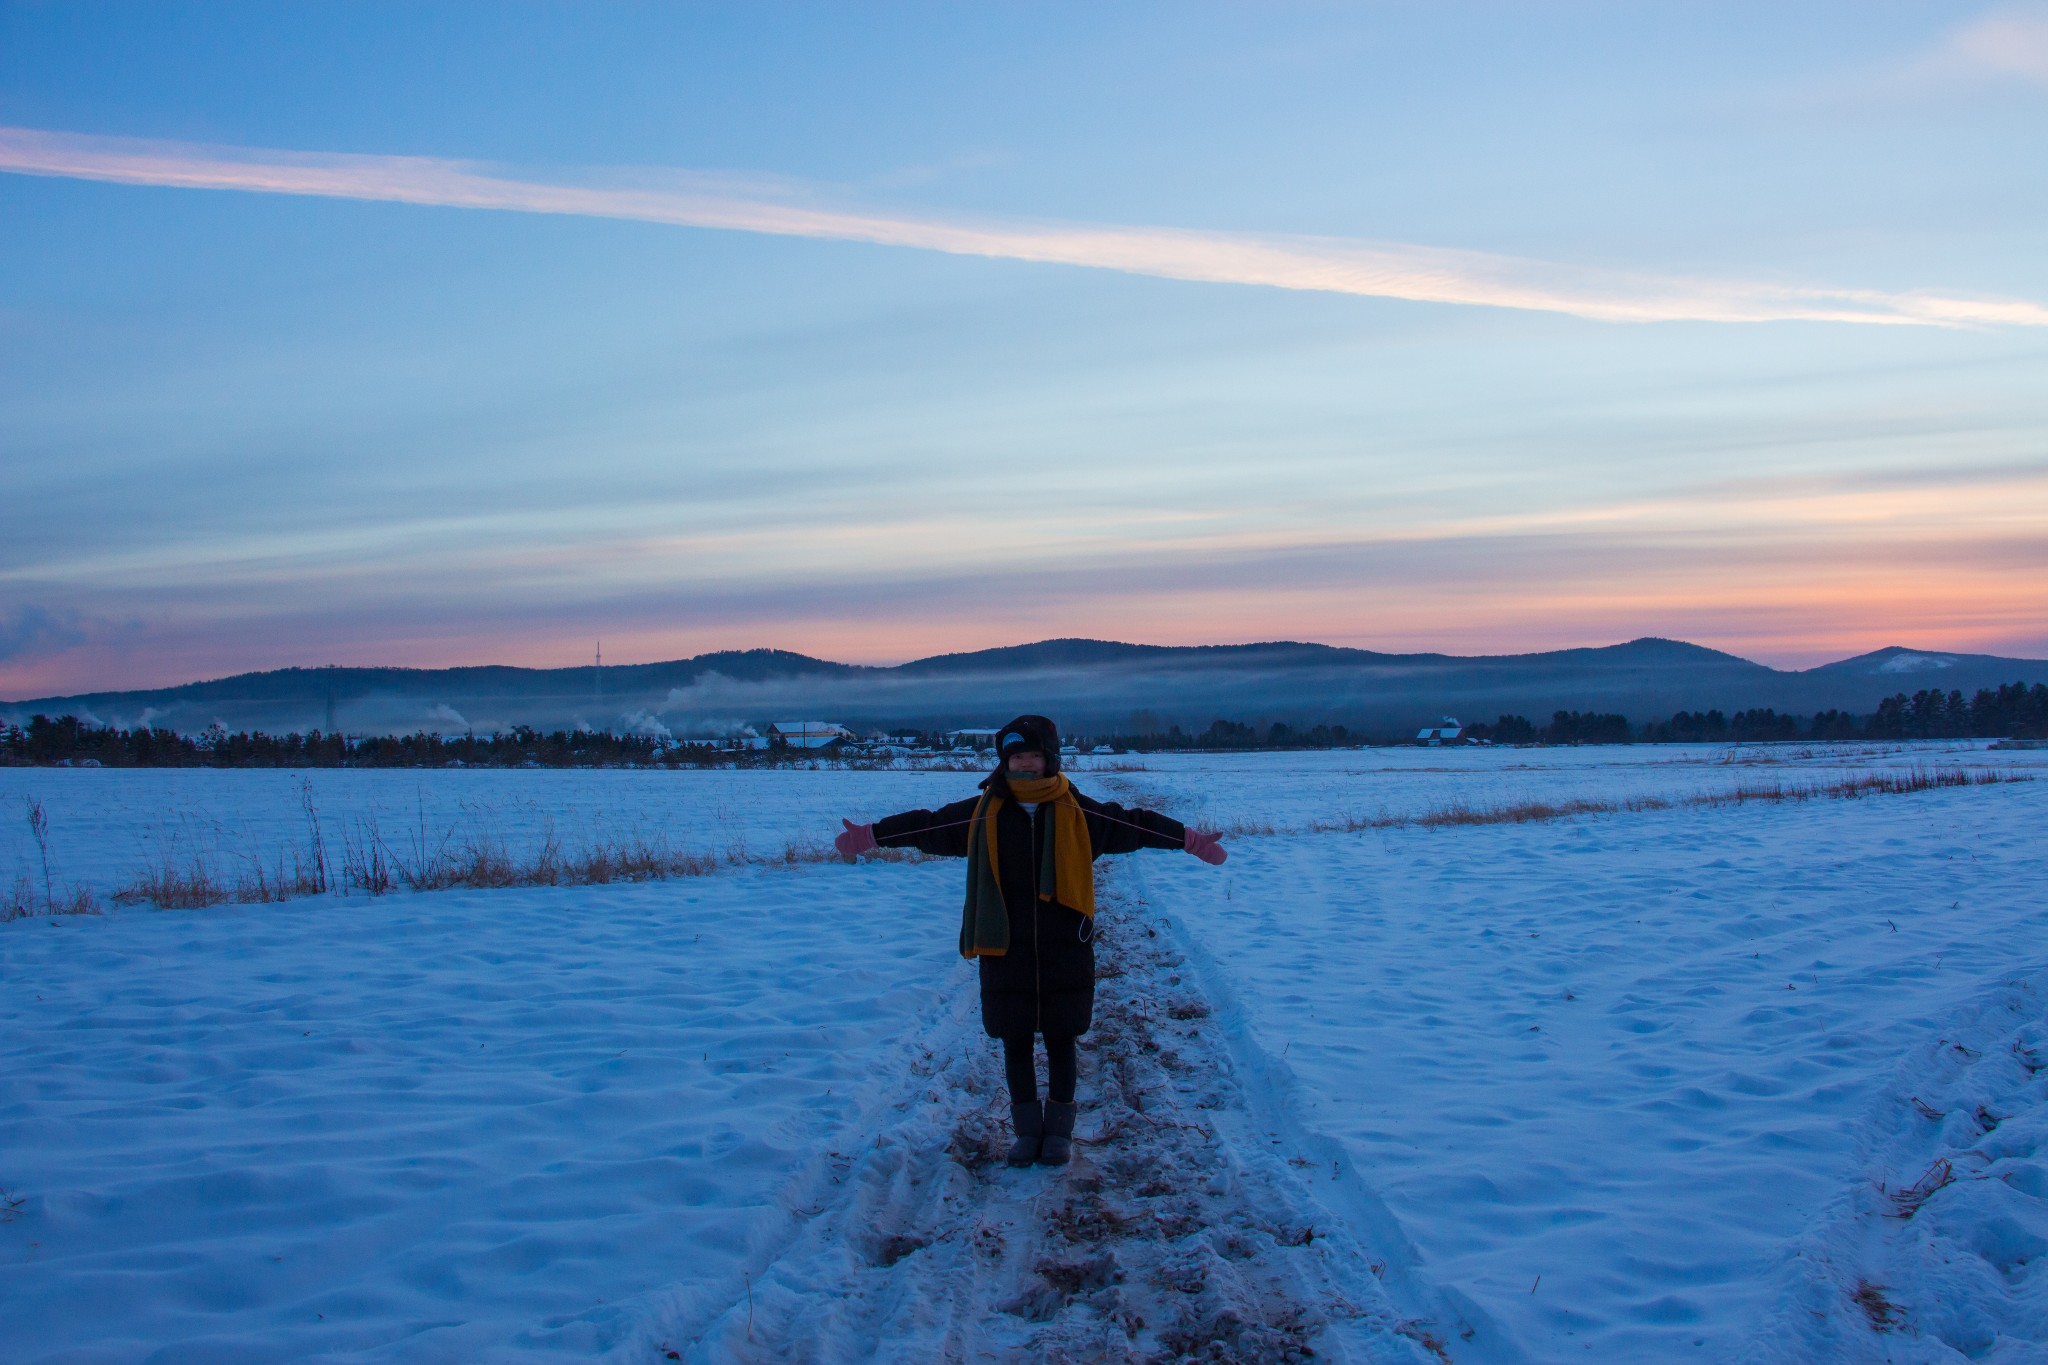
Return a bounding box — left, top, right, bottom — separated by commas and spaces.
1039, 1100, 1077, 1165
1006, 1101, 1044, 1166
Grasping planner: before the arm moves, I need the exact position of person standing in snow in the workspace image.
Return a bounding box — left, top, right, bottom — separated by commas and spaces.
833, 714, 1228, 1167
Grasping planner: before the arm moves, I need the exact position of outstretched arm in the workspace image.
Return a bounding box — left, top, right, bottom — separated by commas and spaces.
1078, 793, 1187, 856
1076, 792, 1227, 864
868, 795, 982, 858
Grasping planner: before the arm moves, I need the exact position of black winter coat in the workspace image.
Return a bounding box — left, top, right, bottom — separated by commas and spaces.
873, 786, 1185, 1039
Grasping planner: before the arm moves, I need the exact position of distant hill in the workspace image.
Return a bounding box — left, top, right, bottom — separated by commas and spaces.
6, 637, 2045, 738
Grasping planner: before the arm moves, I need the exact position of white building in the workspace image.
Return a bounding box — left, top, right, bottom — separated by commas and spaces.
768, 721, 852, 749
946, 727, 1003, 749
1417, 717, 1465, 746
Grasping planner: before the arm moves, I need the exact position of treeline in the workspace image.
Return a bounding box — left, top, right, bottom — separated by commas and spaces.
5, 681, 2044, 766
1466, 712, 1818, 740
1, 717, 807, 769
1109, 683, 2044, 750
1462, 682, 2048, 746
1081, 718, 1360, 752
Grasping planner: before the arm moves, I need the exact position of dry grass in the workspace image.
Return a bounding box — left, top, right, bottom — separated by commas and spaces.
4, 871, 102, 921
102, 809, 930, 907
111, 779, 331, 910
1852, 1279, 1901, 1332
111, 860, 231, 911
1213, 767, 2030, 839
1696, 768, 2020, 806
1405, 796, 1671, 828
1885, 1158, 1956, 1219
110, 848, 328, 910
330, 817, 649, 896
50, 764, 2032, 914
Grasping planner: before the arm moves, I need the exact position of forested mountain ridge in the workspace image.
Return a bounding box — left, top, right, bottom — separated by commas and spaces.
7, 637, 2044, 737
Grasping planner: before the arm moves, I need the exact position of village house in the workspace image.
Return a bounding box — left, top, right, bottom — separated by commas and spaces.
768, 721, 852, 749
1416, 717, 1466, 746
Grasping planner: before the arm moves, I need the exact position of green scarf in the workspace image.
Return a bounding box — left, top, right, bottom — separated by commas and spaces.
959, 773, 1095, 958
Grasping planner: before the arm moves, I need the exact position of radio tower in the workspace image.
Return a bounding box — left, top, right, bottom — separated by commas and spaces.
594, 640, 603, 704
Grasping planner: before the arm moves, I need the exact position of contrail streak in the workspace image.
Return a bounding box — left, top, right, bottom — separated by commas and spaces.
4, 125, 2043, 327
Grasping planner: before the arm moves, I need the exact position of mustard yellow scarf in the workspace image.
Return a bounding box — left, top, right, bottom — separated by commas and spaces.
959, 773, 1095, 958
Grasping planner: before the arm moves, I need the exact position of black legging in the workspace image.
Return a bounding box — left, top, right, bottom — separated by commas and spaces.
1002, 1033, 1077, 1105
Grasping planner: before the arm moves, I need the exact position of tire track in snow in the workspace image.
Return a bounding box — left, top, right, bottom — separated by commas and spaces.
668, 864, 1448, 1363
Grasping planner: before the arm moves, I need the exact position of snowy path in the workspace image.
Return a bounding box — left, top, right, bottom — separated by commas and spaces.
660, 864, 1448, 1364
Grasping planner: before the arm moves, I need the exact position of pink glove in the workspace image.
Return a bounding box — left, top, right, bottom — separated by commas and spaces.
835, 819, 877, 859
1183, 828, 1227, 865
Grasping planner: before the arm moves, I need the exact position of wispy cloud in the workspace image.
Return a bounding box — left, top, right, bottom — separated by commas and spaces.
0, 605, 88, 664
1815, 6, 2048, 100
1938, 7, 2048, 86
4, 125, 2044, 327
0, 604, 139, 666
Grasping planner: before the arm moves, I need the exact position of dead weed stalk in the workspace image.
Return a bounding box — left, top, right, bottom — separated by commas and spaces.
1885, 1158, 1956, 1219
5, 797, 103, 921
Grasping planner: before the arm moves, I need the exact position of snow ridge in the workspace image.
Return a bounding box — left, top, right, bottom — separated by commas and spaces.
1755, 969, 2048, 1362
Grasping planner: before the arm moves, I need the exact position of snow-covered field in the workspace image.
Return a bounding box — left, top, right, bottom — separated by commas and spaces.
0, 745, 1988, 900
3, 743, 2045, 1362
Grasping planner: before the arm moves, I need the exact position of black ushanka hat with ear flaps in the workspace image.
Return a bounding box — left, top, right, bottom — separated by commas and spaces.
994, 714, 1061, 777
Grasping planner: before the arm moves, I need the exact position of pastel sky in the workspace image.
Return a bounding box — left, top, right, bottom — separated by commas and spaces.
4, 1, 2046, 696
